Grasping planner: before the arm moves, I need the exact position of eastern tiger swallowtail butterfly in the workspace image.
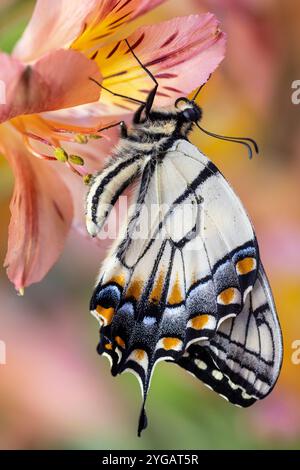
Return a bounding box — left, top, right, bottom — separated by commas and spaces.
85, 41, 283, 436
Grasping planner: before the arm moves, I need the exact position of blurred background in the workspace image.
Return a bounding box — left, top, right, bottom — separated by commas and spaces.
0, 0, 300, 450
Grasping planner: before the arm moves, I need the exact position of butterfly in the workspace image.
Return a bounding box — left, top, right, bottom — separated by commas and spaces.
85, 41, 283, 436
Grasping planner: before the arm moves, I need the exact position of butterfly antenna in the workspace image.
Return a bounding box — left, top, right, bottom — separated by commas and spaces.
196, 123, 259, 160
192, 74, 212, 101
125, 39, 158, 88
89, 76, 145, 105
125, 39, 158, 115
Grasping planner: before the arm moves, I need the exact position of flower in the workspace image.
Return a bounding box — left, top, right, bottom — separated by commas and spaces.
0, 0, 226, 293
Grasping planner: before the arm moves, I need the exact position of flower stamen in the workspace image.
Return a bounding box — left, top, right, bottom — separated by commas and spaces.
53, 147, 88, 177
74, 134, 89, 144
22, 134, 57, 161
21, 128, 88, 178
54, 147, 68, 162
69, 154, 85, 166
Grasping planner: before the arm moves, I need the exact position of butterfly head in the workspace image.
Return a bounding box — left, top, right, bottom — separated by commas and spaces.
175, 97, 202, 123
131, 96, 202, 141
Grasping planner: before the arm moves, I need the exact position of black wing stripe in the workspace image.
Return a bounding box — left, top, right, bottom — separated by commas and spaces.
90, 155, 142, 224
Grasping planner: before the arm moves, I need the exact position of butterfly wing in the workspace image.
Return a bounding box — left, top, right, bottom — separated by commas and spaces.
163, 140, 259, 347
176, 264, 283, 406
87, 139, 268, 432
86, 153, 143, 237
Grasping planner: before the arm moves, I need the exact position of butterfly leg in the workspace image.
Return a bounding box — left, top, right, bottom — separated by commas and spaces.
119, 121, 128, 138
96, 120, 128, 138
132, 81, 158, 124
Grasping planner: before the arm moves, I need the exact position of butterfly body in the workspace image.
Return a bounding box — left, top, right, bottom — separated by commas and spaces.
85, 96, 282, 435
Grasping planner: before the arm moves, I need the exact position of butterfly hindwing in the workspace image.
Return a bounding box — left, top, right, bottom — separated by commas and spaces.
176, 264, 283, 406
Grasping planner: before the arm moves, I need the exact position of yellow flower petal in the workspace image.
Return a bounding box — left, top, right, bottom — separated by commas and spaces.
72, 0, 145, 53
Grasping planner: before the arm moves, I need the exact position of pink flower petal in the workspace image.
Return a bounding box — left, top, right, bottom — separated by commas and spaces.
14, 0, 165, 63
0, 50, 101, 124
134, 0, 165, 16
98, 13, 226, 112
0, 124, 73, 291
13, 0, 99, 62
71, 0, 166, 57
93, 0, 165, 24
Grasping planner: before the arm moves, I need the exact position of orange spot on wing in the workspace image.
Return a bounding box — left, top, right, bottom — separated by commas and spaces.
126, 278, 143, 300
96, 306, 114, 325
219, 288, 235, 305
190, 314, 210, 330
111, 273, 125, 287
150, 270, 165, 304
162, 337, 182, 350
236, 257, 256, 275
134, 349, 145, 361
115, 336, 125, 348
168, 274, 183, 305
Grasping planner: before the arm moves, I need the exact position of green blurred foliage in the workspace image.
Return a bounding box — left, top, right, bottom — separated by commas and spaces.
0, 0, 34, 53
